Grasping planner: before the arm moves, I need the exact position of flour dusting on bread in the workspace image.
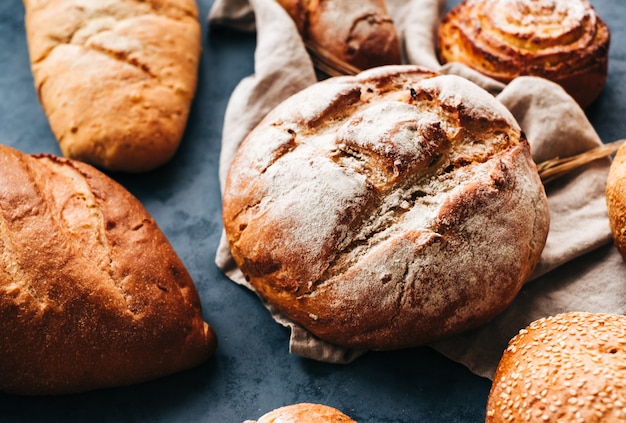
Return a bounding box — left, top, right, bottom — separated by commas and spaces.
223, 65, 549, 350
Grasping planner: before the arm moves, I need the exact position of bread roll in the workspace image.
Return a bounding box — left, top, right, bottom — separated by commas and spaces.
222, 65, 550, 350
245, 403, 356, 423
437, 0, 610, 108
486, 312, 626, 422
0, 145, 216, 395
23, 0, 202, 172
275, 0, 401, 71
606, 143, 626, 259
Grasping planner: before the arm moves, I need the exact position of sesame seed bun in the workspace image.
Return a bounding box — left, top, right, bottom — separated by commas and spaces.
486, 312, 626, 422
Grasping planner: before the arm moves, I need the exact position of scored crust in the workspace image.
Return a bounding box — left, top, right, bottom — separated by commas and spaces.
0, 145, 216, 395
486, 312, 626, 422
437, 0, 610, 108
222, 65, 550, 351
23, 0, 202, 172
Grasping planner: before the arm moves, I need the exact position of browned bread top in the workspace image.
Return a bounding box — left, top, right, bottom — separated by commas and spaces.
23, 0, 202, 172
222, 65, 550, 351
606, 142, 626, 259
437, 0, 610, 108
276, 0, 402, 71
245, 403, 356, 423
486, 312, 626, 422
0, 145, 216, 395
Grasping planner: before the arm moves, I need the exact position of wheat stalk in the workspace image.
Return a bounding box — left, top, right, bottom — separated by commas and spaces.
305, 40, 361, 77
536, 138, 625, 184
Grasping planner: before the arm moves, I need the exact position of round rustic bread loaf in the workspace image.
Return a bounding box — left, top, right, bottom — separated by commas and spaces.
486, 312, 626, 422
222, 65, 550, 350
245, 403, 356, 423
437, 0, 610, 108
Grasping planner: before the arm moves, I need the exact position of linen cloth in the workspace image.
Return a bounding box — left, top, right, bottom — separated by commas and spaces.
209, 0, 622, 378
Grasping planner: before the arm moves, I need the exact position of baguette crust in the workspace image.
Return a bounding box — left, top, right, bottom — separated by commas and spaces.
0, 145, 216, 395
23, 0, 202, 172
486, 312, 626, 422
437, 0, 610, 108
276, 0, 401, 70
223, 65, 550, 350
245, 403, 356, 423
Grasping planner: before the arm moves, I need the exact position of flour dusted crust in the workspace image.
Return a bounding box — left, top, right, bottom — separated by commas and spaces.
437, 0, 610, 108
486, 312, 626, 422
23, 0, 201, 172
0, 145, 216, 395
245, 403, 356, 423
275, 0, 401, 70
222, 65, 550, 350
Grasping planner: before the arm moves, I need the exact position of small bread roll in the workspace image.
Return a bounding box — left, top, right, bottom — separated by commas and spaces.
437, 0, 610, 108
245, 403, 356, 423
0, 145, 216, 395
23, 0, 202, 172
486, 312, 626, 422
222, 65, 550, 350
606, 143, 626, 259
275, 0, 401, 71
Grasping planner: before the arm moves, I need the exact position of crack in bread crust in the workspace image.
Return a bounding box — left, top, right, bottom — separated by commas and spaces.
23, 0, 201, 172
0, 157, 45, 307
0, 145, 216, 395
223, 65, 550, 350
39, 157, 134, 311
28, 0, 193, 64
0, 151, 136, 314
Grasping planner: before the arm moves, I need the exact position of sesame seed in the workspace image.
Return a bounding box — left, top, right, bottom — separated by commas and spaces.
486, 312, 626, 421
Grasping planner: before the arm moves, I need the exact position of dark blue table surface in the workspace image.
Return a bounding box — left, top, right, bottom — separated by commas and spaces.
1, 1, 624, 422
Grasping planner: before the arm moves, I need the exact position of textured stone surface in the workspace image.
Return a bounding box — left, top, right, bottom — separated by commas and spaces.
0, 0, 624, 421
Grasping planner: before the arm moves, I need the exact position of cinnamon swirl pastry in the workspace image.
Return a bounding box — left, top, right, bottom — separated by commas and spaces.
222, 65, 550, 351
437, 0, 610, 108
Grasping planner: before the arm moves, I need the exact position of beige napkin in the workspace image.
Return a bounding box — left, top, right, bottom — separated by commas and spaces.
209, 0, 622, 378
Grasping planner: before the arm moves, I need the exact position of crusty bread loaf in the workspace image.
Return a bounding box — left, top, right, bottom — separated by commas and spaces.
222, 65, 550, 350
606, 142, 626, 259
0, 144, 216, 395
23, 0, 202, 172
244, 403, 356, 423
486, 312, 626, 422
275, 0, 401, 71
437, 0, 610, 108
